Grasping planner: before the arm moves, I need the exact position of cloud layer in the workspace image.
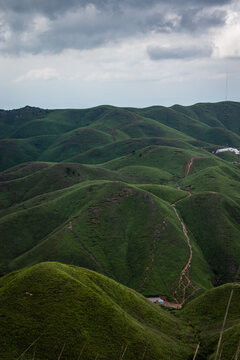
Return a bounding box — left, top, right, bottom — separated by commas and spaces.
1, 0, 240, 110
148, 44, 213, 60
0, 0, 231, 54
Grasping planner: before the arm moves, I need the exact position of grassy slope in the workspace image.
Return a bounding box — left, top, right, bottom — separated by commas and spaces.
39, 127, 113, 162
0, 106, 50, 138
0, 179, 213, 296
0, 136, 57, 171
0, 262, 194, 360
147, 102, 240, 146
0, 106, 196, 171
136, 184, 188, 203
179, 282, 240, 359
0, 162, 51, 181
68, 137, 193, 165
176, 193, 240, 283
0, 162, 125, 210
1, 102, 240, 172
136, 105, 211, 140
102, 145, 208, 178
183, 101, 240, 136
179, 156, 240, 204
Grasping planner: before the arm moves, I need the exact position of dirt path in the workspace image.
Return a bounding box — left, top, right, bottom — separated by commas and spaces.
68, 225, 107, 276
170, 180, 199, 305
171, 202, 199, 305
173, 191, 192, 206
185, 157, 195, 177
185, 156, 208, 177
154, 156, 204, 306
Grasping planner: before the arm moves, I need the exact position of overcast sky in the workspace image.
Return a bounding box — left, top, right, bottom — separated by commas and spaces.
1, 0, 240, 109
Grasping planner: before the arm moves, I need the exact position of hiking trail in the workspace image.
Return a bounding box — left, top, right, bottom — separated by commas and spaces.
171, 204, 199, 305
169, 157, 201, 305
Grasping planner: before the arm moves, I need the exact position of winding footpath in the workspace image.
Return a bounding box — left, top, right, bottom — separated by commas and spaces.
171, 205, 199, 305
170, 158, 200, 306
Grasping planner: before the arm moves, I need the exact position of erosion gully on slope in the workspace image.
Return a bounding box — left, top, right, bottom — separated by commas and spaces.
185, 156, 207, 177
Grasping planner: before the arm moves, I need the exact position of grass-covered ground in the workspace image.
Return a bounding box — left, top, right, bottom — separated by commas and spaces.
179, 282, 240, 359
0, 262, 195, 360
0, 262, 239, 360
0, 178, 213, 296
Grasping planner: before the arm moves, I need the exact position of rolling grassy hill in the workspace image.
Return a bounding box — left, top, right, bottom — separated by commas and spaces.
0, 262, 239, 360
0, 262, 195, 360
0, 101, 239, 305
0, 175, 213, 297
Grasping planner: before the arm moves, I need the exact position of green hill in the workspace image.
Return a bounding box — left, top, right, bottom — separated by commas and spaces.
0, 178, 213, 297
0, 262, 239, 360
180, 282, 240, 359
0, 262, 194, 360
176, 192, 240, 284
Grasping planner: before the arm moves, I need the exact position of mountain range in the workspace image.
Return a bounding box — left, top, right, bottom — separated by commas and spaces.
0, 101, 239, 359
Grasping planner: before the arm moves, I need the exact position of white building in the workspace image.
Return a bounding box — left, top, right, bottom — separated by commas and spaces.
215, 147, 240, 155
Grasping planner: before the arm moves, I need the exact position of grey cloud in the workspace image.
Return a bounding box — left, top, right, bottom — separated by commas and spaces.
0, 0, 232, 14
178, 8, 227, 32
0, 0, 231, 55
148, 45, 213, 60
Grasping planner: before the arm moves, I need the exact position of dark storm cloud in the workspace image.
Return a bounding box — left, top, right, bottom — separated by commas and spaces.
0, 0, 231, 54
148, 44, 213, 60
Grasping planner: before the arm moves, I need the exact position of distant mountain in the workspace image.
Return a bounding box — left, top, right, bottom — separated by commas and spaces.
1, 102, 240, 172
0, 101, 239, 305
